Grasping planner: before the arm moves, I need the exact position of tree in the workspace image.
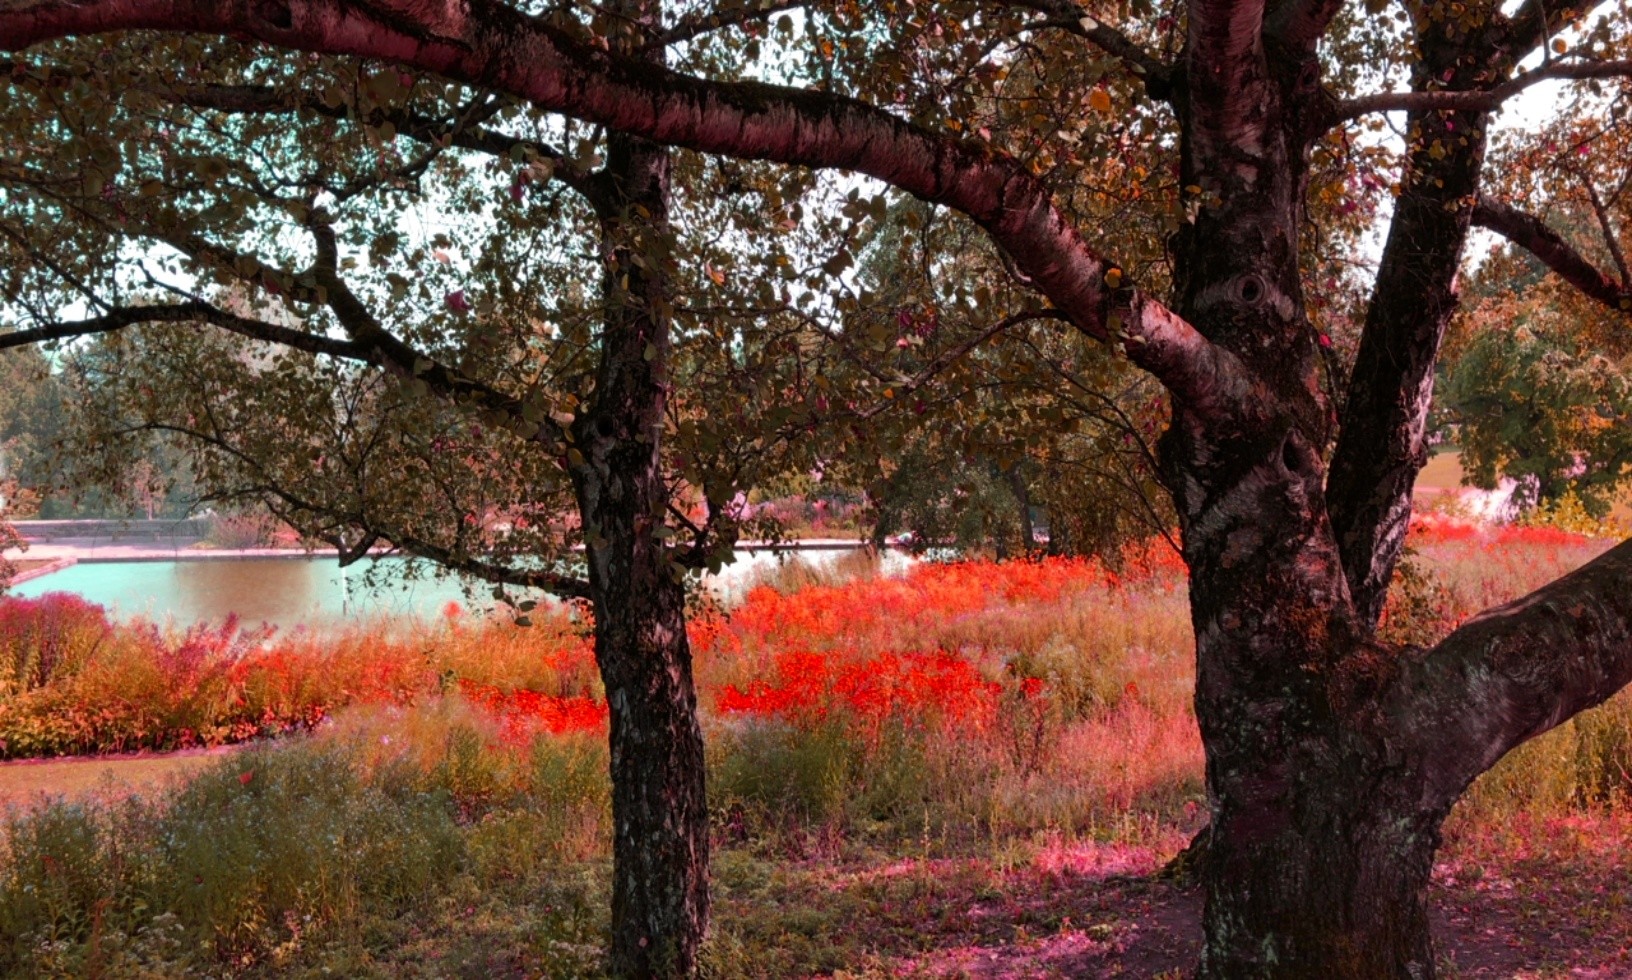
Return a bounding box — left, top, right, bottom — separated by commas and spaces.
1445, 304, 1632, 514
7, 2, 1632, 977
0, 346, 64, 514
838, 200, 1174, 558
0, 5, 875, 973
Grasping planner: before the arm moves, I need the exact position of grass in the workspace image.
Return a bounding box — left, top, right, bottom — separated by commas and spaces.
0, 519, 1629, 975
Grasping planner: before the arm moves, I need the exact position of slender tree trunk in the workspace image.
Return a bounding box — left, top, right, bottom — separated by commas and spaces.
1005, 463, 1036, 556
569, 91, 709, 974
581, 481, 709, 976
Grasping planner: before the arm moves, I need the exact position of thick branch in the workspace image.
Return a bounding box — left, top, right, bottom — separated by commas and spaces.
1395, 536, 1632, 808
0, 301, 370, 359
1327, 79, 1490, 629
1474, 197, 1631, 313
1334, 58, 1632, 120
0, 0, 1240, 415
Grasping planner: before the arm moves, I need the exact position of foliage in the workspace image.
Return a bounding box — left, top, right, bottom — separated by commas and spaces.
0, 347, 63, 501
0, 511, 22, 594
1445, 315, 1632, 515
0, 592, 112, 698
1518, 489, 1631, 539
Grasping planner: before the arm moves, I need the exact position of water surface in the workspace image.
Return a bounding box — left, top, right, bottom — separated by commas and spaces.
11, 548, 906, 631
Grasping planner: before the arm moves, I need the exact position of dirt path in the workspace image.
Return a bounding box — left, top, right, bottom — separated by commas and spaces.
0, 745, 243, 809
841, 834, 1632, 978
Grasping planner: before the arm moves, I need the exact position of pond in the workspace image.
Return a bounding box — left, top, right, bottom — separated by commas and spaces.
8, 548, 907, 631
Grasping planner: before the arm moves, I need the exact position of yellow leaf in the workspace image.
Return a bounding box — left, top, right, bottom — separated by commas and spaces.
1089, 89, 1112, 112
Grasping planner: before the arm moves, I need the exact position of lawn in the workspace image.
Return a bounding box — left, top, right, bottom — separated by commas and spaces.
0, 523, 1628, 976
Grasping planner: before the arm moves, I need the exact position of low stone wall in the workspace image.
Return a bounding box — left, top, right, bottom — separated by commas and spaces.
13, 519, 211, 544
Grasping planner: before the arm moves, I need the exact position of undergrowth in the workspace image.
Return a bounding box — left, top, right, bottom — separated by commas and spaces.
0, 521, 1628, 974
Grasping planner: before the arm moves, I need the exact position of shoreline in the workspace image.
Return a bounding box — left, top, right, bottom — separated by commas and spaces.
3, 537, 898, 584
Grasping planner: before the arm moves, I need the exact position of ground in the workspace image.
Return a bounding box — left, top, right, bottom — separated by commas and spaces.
4, 752, 1627, 979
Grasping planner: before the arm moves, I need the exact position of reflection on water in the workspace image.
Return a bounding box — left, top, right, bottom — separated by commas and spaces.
11, 549, 912, 632
12, 558, 477, 631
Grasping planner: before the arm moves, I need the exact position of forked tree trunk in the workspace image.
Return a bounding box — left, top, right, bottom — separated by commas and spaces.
1161, 17, 1458, 974
569, 119, 709, 976
1159, 9, 1585, 970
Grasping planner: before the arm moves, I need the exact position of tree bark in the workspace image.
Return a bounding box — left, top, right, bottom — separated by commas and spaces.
1162, 15, 1452, 974
570, 127, 709, 975
566, 10, 708, 969
1327, 22, 1500, 631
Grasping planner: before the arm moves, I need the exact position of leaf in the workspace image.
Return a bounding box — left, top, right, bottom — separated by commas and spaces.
1089, 89, 1112, 113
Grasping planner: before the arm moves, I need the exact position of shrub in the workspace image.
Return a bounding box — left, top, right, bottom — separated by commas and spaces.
202, 510, 282, 549
0, 593, 112, 696
0, 741, 462, 973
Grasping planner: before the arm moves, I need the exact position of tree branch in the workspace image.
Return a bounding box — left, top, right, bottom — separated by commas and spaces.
999, 0, 1172, 87
155, 80, 605, 204
1393, 536, 1632, 808
0, 0, 1243, 417
116, 212, 565, 443
131, 417, 594, 600
1326, 73, 1490, 630
1334, 58, 1632, 120
390, 534, 592, 599
1503, 0, 1593, 61
1580, 174, 1632, 288
1473, 196, 1631, 313
649, 0, 803, 50
0, 301, 371, 359
302, 217, 564, 438
853, 309, 1073, 421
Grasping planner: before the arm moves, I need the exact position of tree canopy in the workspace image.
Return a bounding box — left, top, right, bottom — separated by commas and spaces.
5, 0, 1632, 975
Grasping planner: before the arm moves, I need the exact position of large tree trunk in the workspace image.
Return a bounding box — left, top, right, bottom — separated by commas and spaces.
569, 63, 709, 974
1201, 776, 1443, 974
1161, 8, 1575, 971
1162, 16, 1453, 974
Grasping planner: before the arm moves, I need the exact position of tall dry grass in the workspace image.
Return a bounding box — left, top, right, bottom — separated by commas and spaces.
1, 520, 1631, 973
